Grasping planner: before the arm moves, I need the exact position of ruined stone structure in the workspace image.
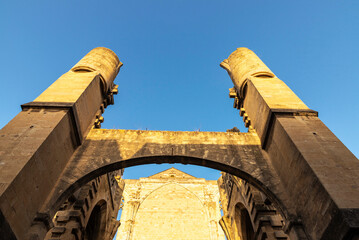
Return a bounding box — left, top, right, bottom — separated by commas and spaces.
116, 168, 225, 240
43, 170, 124, 240
0, 47, 358, 240
218, 172, 289, 240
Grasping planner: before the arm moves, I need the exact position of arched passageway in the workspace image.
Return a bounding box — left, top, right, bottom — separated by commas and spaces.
41, 128, 295, 227
46, 164, 292, 240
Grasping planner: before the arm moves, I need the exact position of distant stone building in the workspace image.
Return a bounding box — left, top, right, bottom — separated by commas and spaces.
116, 168, 225, 240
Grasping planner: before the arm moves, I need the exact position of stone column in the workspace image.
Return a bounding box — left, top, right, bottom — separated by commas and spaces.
124, 201, 140, 240
0, 47, 122, 240
205, 201, 217, 240
221, 48, 359, 240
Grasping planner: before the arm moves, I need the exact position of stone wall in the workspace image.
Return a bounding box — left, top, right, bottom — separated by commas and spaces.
116, 168, 225, 240
218, 172, 298, 240
43, 170, 124, 240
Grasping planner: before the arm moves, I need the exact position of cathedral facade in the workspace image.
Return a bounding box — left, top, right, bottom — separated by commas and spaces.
116, 168, 225, 240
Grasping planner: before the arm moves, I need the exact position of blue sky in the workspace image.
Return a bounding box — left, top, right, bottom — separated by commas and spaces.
0, 1, 358, 181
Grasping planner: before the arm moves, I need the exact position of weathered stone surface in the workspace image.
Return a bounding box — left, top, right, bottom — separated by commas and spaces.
220, 47, 275, 97
265, 114, 359, 239
222, 47, 359, 240
42, 129, 292, 226
71, 47, 122, 93
0, 47, 122, 240
218, 173, 301, 240
44, 170, 124, 240
0, 46, 358, 240
116, 168, 225, 240
0, 109, 77, 239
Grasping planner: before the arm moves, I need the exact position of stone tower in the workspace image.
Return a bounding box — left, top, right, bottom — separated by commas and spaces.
116, 168, 225, 240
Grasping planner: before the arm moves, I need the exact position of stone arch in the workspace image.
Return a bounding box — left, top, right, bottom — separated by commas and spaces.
234, 203, 255, 240
40, 129, 297, 226
46, 153, 291, 226
3, 47, 357, 240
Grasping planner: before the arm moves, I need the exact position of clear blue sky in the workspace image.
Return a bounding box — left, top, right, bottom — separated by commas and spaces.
0, 1, 358, 181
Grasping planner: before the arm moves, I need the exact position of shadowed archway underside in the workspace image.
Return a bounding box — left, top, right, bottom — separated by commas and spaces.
41, 129, 294, 222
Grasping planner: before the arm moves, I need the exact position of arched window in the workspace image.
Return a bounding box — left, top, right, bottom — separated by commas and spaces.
234, 203, 254, 240
84, 200, 107, 240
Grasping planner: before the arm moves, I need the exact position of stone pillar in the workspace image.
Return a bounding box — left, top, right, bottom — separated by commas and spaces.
205, 201, 217, 240
221, 48, 359, 240
0, 47, 122, 240
122, 201, 139, 240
